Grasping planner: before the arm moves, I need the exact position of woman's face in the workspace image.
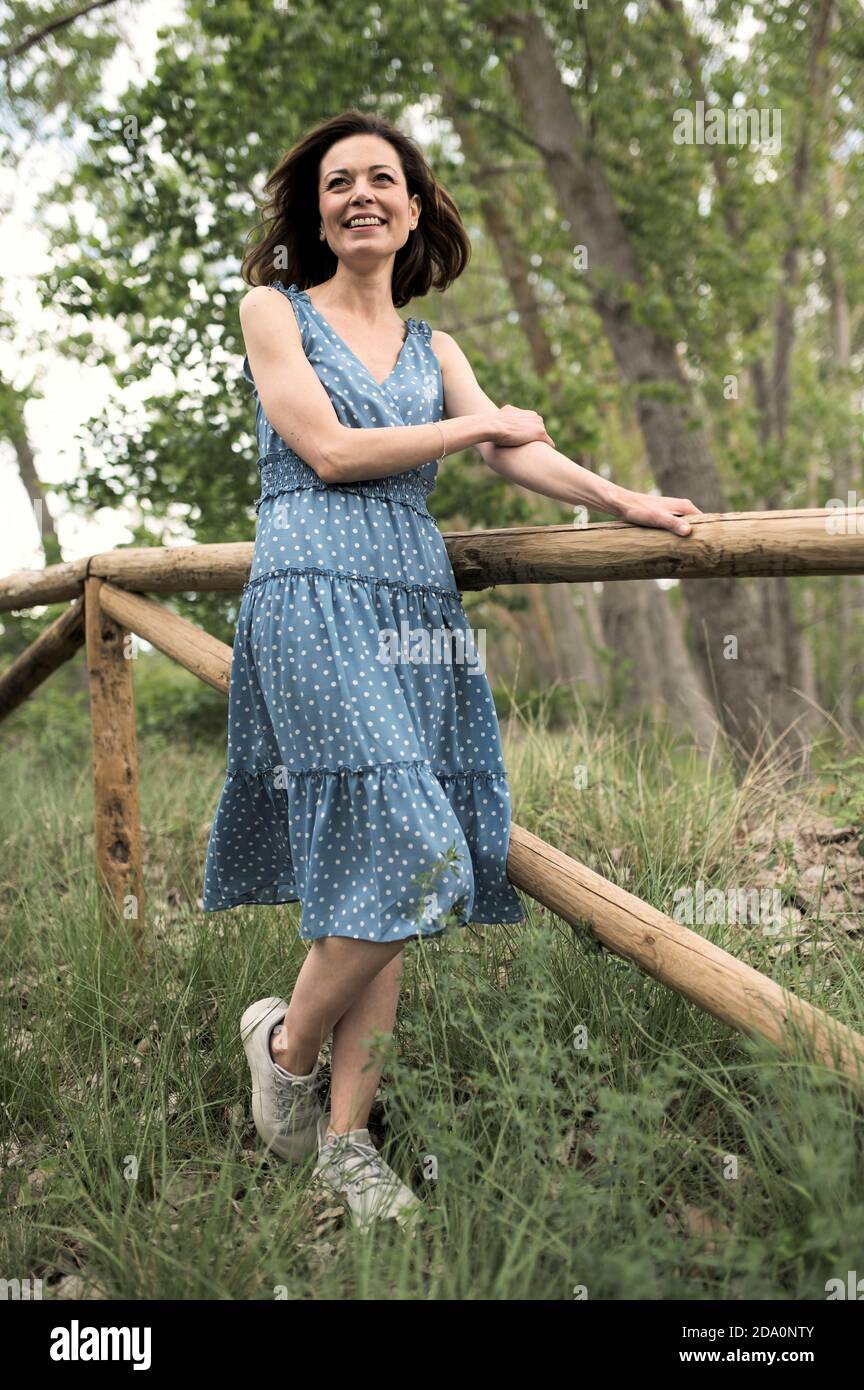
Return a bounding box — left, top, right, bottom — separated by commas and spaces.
317, 133, 420, 269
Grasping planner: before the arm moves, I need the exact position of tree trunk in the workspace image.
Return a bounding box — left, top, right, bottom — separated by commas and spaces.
493, 10, 780, 769
656, 0, 833, 751
822, 168, 864, 736
444, 91, 607, 700
753, 0, 835, 745
5, 390, 64, 567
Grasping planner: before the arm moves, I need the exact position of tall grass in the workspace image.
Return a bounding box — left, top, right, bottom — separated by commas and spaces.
1, 683, 863, 1300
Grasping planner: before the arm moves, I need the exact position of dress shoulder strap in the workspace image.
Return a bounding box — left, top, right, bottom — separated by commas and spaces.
269, 279, 304, 304
407, 316, 432, 344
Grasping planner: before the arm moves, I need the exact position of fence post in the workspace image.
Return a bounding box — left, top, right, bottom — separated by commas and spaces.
84, 576, 145, 946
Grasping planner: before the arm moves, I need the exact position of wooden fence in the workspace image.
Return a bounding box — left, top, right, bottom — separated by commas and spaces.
3, 507, 864, 1085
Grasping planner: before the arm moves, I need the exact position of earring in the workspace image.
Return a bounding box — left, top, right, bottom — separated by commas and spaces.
319, 223, 325, 240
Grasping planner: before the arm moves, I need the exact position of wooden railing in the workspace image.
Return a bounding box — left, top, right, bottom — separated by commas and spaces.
3, 508, 864, 1085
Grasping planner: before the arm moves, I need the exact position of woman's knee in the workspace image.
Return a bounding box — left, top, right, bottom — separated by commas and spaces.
310, 934, 406, 983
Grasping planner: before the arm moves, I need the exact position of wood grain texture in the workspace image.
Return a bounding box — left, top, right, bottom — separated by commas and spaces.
2, 509, 862, 609
0, 596, 84, 721
99, 584, 231, 695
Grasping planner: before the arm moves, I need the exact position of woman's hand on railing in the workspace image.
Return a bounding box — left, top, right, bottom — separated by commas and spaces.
487, 404, 556, 449
615, 490, 704, 537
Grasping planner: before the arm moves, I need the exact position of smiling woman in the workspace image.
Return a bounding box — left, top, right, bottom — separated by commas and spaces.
198, 108, 551, 1231
201, 106, 697, 1232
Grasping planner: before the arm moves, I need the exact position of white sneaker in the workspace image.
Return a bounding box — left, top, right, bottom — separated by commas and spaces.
312, 1113, 424, 1233
240, 997, 323, 1162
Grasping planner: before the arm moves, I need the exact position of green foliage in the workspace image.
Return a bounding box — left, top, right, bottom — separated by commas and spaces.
493, 680, 585, 730
133, 650, 227, 743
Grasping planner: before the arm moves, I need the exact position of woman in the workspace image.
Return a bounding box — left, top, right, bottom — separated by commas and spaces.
203, 110, 701, 1232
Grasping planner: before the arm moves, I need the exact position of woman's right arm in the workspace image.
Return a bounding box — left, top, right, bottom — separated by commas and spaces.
239, 287, 551, 484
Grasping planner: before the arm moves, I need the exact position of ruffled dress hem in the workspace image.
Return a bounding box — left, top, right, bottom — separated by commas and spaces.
202, 884, 525, 936
202, 757, 527, 938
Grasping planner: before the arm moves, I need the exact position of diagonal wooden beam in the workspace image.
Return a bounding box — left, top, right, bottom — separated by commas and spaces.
98, 583, 231, 694
507, 823, 864, 1086
0, 597, 85, 722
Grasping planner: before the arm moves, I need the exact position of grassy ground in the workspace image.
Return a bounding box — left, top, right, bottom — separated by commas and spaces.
2, 682, 863, 1300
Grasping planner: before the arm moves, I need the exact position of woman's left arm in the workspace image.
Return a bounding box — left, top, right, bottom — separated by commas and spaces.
432, 329, 703, 537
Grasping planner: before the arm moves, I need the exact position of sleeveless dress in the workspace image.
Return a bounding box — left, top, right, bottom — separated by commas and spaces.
202, 280, 526, 941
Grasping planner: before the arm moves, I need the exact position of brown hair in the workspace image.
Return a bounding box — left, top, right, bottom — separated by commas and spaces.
240, 109, 470, 309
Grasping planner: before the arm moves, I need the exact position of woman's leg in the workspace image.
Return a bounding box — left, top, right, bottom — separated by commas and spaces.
271, 936, 406, 1080
327, 950, 405, 1134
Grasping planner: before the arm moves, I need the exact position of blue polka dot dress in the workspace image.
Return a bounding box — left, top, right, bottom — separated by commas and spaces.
202, 280, 525, 940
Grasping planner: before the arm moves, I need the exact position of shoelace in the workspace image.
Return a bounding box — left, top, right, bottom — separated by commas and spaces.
321, 1135, 400, 1197
272, 1071, 316, 1129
